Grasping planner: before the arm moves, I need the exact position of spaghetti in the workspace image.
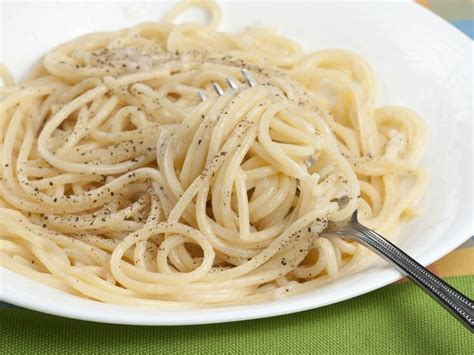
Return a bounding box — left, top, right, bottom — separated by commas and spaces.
0, 0, 426, 307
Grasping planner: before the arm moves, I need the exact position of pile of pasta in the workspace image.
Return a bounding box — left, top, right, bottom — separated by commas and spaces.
0, 0, 425, 307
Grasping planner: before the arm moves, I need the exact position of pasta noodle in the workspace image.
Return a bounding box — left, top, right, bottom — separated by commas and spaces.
0, 0, 426, 307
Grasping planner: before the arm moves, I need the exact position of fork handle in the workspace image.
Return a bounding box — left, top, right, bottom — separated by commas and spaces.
348, 221, 474, 332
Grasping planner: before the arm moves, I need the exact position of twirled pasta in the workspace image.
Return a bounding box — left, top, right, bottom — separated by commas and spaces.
0, 0, 426, 307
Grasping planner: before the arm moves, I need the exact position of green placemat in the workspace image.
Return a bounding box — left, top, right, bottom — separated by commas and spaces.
1, 276, 472, 354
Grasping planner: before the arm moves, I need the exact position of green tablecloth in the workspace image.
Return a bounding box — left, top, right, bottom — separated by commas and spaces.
1, 276, 472, 354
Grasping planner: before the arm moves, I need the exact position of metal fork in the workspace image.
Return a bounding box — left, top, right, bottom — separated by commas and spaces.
198, 70, 474, 331
197, 69, 257, 101
326, 211, 473, 331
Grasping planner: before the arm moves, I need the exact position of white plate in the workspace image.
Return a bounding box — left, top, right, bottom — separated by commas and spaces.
0, 1, 472, 325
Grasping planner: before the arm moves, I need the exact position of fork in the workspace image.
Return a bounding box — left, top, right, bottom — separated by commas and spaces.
198, 69, 474, 331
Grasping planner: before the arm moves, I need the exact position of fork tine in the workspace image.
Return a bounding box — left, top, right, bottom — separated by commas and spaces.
197, 91, 208, 101
305, 156, 316, 168
226, 77, 239, 90
212, 82, 225, 96
242, 69, 257, 87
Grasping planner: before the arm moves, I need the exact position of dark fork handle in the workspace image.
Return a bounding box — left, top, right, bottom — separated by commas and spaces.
343, 212, 474, 331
